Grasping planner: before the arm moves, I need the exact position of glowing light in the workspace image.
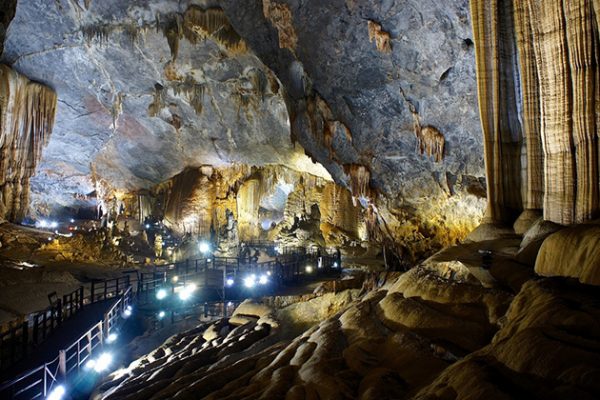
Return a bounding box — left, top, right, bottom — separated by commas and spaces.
50, 221, 59, 229
107, 333, 118, 343
244, 276, 255, 288
85, 359, 96, 370
48, 237, 53, 241
145, 224, 150, 229
158, 311, 166, 319
274, 246, 281, 254
70, 218, 75, 223
172, 275, 179, 283
227, 301, 233, 307
226, 278, 234, 287
123, 309, 132, 317
305, 266, 313, 273
198, 241, 210, 254
126, 305, 132, 312
94, 352, 113, 372
333, 262, 338, 268
47, 384, 66, 400
259, 275, 268, 285
266, 271, 272, 276
156, 289, 168, 300
178, 284, 196, 300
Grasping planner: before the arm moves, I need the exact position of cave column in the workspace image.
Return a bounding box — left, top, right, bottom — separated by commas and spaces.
565, 0, 599, 222
513, 0, 544, 211
470, 0, 523, 224
529, 0, 577, 225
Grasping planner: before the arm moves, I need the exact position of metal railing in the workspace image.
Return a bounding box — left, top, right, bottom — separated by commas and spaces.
0, 246, 340, 398
0, 285, 133, 399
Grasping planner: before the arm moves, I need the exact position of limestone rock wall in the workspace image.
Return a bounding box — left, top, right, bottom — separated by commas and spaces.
0, 64, 56, 222
470, 0, 600, 225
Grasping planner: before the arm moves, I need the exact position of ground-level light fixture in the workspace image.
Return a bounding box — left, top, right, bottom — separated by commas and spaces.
178, 283, 197, 300
107, 333, 118, 343
244, 276, 255, 288
156, 288, 168, 300
94, 352, 113, 372
47, 384, 66, 400
198, 241, 210, 254
305, 265, 313, 273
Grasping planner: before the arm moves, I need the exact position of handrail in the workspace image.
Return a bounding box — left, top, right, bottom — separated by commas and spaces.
0, 285, 133, 399
0, 247, 341, 398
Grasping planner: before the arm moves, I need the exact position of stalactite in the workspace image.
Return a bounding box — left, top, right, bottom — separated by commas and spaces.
173, 78, 205, 114
411, 111, 445, 163
0, 65, 57, 221
148, 83, 165, 117
367, 20, 392, 53
163, 15, 183, 62
343, 164, 372, 202
183, 6, 247, 54
262, 0, 298, 52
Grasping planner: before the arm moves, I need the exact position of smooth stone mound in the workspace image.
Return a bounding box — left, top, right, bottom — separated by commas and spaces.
535, 224, 600, 286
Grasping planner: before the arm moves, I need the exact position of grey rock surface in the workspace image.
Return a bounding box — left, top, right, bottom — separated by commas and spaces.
2, 0, 485, 227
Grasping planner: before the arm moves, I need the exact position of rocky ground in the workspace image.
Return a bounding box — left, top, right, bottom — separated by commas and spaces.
0, 222, 152, 325
92, 217, 600, 399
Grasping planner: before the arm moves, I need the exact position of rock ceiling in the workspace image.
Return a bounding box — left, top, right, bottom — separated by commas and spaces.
1, 0, 485, 223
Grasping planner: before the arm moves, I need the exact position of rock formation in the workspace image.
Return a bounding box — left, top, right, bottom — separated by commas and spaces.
0, 64, 56, 222
470, 0, 600, 226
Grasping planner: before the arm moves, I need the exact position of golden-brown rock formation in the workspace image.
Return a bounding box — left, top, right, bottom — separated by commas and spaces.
262, 0, 298, 52
0, 65, 56, 222
470, 0, 600, 226
367, 20, 392, 53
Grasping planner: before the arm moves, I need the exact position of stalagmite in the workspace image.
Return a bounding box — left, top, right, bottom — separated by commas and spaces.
0, 65, 56, 222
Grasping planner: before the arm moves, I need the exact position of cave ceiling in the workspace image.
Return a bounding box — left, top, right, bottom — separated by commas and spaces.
1, 0, 485, 217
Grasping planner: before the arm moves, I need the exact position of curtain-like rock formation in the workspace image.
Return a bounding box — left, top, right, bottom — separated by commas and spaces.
470, 0, 600, 225
0, 65, 56, 222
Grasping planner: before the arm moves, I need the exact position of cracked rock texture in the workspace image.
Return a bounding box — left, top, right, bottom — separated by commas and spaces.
1, 0, 485, 248
1, 0, 329, 216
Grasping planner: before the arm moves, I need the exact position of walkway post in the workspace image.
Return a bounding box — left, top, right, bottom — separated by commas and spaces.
58, 350, 66, 379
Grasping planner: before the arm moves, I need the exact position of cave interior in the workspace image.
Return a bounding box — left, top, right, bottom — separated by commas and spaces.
0, 0, 599, 399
